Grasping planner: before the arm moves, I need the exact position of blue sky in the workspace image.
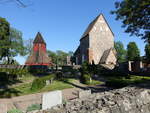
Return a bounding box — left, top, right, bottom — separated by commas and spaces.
0, 0, 145, 64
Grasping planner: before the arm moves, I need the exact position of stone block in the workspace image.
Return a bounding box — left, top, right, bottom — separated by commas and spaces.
78, 90, 91, 99
42, 90, 62, 110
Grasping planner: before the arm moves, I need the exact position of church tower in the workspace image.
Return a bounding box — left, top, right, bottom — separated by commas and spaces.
25, 32, 52, 66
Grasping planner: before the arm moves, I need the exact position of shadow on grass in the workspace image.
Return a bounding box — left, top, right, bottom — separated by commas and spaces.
133, 79, 150, 89
0, 72, 23, 89
0, 88, 21, 98
60, 79, 113, 93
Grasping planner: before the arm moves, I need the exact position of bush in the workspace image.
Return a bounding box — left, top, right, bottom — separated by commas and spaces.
80, 74, 91, 85
26, 104, 41, 112
30, 74, 55, 91
0, 72, 8, 82
31, 78, 46, 91
7, 109, 23, 113
55, 72, 63, 80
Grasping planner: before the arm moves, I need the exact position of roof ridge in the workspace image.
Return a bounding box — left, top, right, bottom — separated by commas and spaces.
33, 32, 46, 44
80, 14, 101, 40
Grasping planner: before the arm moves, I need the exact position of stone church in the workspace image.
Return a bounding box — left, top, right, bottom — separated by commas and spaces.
74, 14, 117, 66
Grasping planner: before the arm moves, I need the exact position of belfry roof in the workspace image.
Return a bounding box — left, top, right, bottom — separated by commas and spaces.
33, 32, 46, 44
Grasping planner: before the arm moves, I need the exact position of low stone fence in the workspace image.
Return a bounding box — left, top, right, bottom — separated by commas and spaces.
37, 86, 150, 113
2, 86, 150, 113
0, 65, 25, 69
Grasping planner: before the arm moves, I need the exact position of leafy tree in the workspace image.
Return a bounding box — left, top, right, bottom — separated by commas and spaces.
145, 44, 150, 62
0, 17, 10, 62
0, 17, 27, 64
111, 0, 150, 43
24, 38, 33, 55
56, 50, 68, 66
114, 41, 127, 63
9, 28, 26, 57
47, 50, 69, 67
127, 42, 140, 61
47, 50, 57, 64
68, 51, 74, 56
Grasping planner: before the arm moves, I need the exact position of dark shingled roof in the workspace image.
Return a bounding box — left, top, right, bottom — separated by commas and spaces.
33, 32, 46, 44
25, 49, 52, 65
80, 14, 114, 41
80, 15, 100, 40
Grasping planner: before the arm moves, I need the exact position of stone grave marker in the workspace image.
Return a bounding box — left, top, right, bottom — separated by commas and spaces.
42, 90, 62, 110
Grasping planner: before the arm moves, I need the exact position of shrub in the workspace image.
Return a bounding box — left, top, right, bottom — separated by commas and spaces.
80, 74, 91, 84
7, 109, 23, 113
0, 72, 8, 82
55, 72, 63, 80
31, 78, 46, 91
80, 61, 89, 75
30, 74, 55, 91
26, 104, 41, 112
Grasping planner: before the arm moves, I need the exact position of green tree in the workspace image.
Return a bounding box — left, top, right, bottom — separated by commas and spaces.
127, 42, 140, 61
114, 41, 127, 63
47, 50, 57, 64
24, 38, 33, 55
111, 0, 150, 43
56, 50, 68, 66
47, 50, 69, 67
145, 44, 150, 62
0, 17, 10, 61
0, 17, 27, 64
9, 28, 26, 57
68, 51, 74, 56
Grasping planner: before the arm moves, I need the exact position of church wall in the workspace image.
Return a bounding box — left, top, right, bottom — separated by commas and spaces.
89, 15, 114, 64
79, 36, 90, 63
105, 50, 117, 65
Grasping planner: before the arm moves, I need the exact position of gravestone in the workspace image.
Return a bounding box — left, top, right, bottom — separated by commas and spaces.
42, 90, 62, 110
0, 104, 7, 113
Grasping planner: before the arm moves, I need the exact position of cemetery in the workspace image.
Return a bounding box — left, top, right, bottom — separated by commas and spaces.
0, 0, 149, 113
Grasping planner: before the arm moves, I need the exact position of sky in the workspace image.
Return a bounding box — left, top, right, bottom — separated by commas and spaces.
0, 0, 145, 64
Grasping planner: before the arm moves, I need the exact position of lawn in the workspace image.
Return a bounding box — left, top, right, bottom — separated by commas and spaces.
0, 79, 74, 98
106, 75, 150, 88
86, 80, 104, 85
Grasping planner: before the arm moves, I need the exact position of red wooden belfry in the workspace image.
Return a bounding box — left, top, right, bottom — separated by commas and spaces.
25, 32, 52, 66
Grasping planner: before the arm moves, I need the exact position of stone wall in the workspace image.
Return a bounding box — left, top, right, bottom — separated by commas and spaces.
90, 15, 114, 64
37, 86, 150, 113
80, 35, 89, 63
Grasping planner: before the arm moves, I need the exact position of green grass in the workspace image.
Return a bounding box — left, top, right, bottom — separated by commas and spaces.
0, 79, 74, 98
87, 80, 104, 85
40, 80, 73, 92
106, 75, 150, 88
19, 74, 35, 82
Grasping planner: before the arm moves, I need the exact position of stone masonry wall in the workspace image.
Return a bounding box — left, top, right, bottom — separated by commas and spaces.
90, 15, 114, 64
37, 86, 150, 113
79, 36, 89, 63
